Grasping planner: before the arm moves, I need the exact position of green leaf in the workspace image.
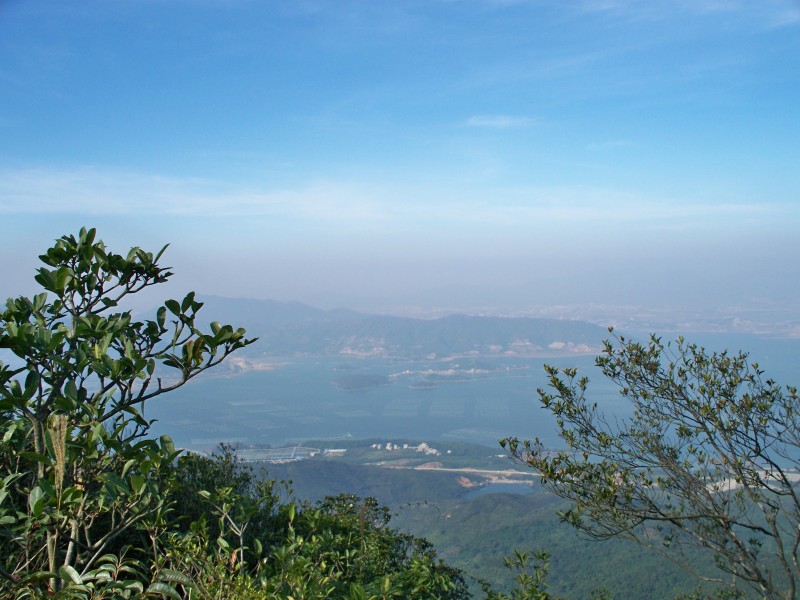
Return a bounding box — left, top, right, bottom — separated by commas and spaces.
154, 243, 169, 263
34, 268, 56, 291
157, 569, 193, 586
181, 291, 195, 313
145, 582, 182, 599
160, 434, 175, 455
20, 570, 59, 584
29, 485, 46, 517
59, 565, 83, 585
2, 421, 18, 443
164, 299, 181, 316
121, 458, 138, 478
122, 581, 145, 592
81, 227, 97, 245
130, 475, 146, 495
55, 268, 74, 291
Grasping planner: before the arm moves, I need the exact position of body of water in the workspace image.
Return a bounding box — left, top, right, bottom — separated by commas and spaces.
148, 334, 800, 452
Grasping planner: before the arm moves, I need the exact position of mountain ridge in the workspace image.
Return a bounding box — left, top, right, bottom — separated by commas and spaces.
193, 295, 608, 359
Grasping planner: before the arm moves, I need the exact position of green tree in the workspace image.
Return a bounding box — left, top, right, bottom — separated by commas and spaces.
481, 550, 567, 600
170, 443, 287, 554
164, 450, 470, 599
504, 332, 800, 600
0, 228, 254, 594
311, 493, 469, 598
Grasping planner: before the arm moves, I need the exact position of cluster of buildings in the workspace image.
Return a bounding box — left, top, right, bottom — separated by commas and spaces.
370, 441, 447, 456
236, 446, 347, 463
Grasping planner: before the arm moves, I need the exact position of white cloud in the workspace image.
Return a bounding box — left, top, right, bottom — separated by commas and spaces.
0, 167, 395, 223
0, 166, 792, 236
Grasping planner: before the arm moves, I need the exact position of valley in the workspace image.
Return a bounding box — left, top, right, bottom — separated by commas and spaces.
145, 297, 800, 597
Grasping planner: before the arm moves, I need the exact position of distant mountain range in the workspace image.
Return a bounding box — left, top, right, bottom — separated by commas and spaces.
194, 296, 609, 359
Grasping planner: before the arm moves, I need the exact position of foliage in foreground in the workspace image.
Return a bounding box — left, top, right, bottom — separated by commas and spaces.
505, 331, 800, 600
161, 449, 471, 599
0, 229, 470, 598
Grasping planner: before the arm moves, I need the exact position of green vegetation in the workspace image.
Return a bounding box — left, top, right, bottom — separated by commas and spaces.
262, 459, 470, 505
165, 447, 470, 599
267, 452, 719, 598
0, 228, 254, 594
506, 332, 800, 599
0, 230, 468, 598
394, 490, 719, 599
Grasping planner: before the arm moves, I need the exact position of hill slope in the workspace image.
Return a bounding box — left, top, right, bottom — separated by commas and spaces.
195, 296, 608, 358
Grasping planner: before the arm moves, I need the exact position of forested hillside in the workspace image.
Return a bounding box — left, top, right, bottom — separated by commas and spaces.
265, 453, 717, 598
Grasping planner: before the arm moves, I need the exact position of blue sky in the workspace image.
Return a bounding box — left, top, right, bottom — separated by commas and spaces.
1, 1, 799, 318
